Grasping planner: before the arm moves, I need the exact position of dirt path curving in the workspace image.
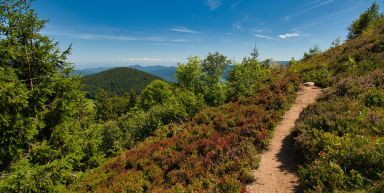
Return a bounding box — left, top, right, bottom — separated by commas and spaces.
247, 84, 322, 193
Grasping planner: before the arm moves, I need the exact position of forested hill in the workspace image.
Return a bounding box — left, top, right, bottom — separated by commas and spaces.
82, 67, 164, 98
73, 65, 177, 82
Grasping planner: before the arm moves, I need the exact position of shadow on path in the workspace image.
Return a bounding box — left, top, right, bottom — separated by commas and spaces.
277, 132, 303, 193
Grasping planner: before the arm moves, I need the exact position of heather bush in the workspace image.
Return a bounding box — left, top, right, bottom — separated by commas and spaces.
294, 71, 384, 192
72, 72, 300, 192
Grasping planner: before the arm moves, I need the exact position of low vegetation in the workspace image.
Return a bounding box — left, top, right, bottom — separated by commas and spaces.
72, 71, 300, 192
1, 0, 384, 192
1, 1, 293, 192
290, 3, 384, 192
293, 70, 384, 192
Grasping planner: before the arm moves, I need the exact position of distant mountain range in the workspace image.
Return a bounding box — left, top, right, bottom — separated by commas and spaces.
73, 67, 113, 76
130, 65, 176, 82
74, 61, 288, 83
82, 67, 164, 98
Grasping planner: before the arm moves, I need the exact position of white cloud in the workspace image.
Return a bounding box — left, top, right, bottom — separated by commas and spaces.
206, 0, 222, 10
254, 34, 272, 40
119, 58, 179, 62
168, 27, 201, 34
278, 33, 300, 39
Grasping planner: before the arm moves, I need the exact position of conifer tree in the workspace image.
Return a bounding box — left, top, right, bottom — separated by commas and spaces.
348, 2, 382, 39
0, 1, 103, 191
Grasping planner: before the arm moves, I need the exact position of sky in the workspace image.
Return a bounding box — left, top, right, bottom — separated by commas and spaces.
33, 0, 383, 69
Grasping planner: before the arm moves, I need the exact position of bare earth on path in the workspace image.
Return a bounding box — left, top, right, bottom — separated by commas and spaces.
247, 84, 322, 193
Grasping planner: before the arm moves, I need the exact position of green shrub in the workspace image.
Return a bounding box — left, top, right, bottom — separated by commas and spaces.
365, 89, 384, 107
72, 73, 300, 192
306, 68, 333, 87
299, 160, 346, 192
294, 71, 384, 192
216, 175, 242, 193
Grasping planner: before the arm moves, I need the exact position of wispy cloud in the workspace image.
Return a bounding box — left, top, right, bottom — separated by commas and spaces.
252, 28, 265, 33
254, 34, 272, 40
233, 12, 251, 30
233, 23, 242, 30
168, 27, 201, 34
278, 33, 300, 39
206, 0, 222, 10
44, 31, 190, 43
291, 5, 360, 31
119, 57, 179, 62
284, 0, 335, 21
231, 1, 241, 9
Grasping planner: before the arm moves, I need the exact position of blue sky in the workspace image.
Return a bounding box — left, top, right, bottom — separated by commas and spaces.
33, 0, 383, 68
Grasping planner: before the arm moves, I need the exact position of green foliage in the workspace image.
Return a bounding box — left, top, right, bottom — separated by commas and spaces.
0, 67, 34, 169
5, 0, 384, 192
304, 68, 333, 87
289, 16, 384, 86
98, 80, 204, 157
250, 45, 259, 60
202, 52, 230, 83
293, 71, 384, 192
94, 89, 135, 121
72, 72, 300, 192
139, 80, 175, 110
303, 45, 322, 60
82, 67, 163, 98
201, 52, 230, 106
0, 1, 104, 191
174, 88, 206, 116
348, 2, 382, 39
176, 53, 230, 107
364, 89, 384, 107
289, 9, 384, 192
176, 56, 204, 92
203, 82, 227, 107
227, 57, 270, 100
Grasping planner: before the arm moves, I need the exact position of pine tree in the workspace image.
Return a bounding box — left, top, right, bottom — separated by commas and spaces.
250, 44, 259, 60
347, 2, 382, 39
0, 1, 103, 191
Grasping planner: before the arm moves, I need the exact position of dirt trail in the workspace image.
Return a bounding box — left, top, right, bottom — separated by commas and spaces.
247, 84, 322, 193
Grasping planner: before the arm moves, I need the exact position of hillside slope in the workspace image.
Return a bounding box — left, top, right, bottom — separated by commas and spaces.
289, 18, 384, 87
290, 17, 384, 192
82, 67, 164, 97
71, 71, 301, 192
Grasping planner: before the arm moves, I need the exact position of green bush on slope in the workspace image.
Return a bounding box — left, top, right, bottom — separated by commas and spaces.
290, 4, 384, 192
71, 72, 300, 192
293, 72, 384, 192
